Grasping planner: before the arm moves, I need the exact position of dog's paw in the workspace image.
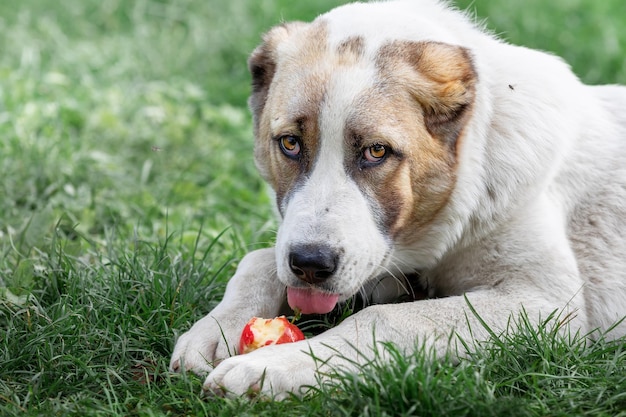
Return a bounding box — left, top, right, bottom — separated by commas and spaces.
202, 341, 319, 400
170, 315, 244, 376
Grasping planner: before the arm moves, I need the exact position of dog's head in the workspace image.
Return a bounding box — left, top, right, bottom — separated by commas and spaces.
248, 3, 476, 314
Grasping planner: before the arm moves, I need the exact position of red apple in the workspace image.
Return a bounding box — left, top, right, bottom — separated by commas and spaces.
238, 316, 305, 354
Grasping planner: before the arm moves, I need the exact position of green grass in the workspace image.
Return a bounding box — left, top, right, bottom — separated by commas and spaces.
318, 313, 626, 417
1, 0, 625, 415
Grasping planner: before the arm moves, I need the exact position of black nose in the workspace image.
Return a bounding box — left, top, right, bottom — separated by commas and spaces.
288, 244, 339, 284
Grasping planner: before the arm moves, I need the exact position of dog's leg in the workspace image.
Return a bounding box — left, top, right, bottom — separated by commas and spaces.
203, 288, 584, 399
170, 247, 284, 375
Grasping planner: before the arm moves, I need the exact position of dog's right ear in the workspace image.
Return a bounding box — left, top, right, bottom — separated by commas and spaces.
248, 23, 306, 130
248, 42, 275, 126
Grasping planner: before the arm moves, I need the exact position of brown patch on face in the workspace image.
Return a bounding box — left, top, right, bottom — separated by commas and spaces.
249, 23, 370, 213
377, 41, 476, 150
346, 41, 476, 241
248, 22, 308, 134
248, 22, 328, 210
346, 88, 457, 240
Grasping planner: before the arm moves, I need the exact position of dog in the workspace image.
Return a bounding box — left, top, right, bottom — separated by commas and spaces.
170, 0, 626, 399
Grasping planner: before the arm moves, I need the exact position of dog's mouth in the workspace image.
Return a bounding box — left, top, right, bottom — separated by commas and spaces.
286, 287, 341, 314
281, 245, 394, 315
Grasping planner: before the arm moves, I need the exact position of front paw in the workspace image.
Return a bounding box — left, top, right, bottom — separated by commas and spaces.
203, 341, 319, 400
170, 315, 244, 376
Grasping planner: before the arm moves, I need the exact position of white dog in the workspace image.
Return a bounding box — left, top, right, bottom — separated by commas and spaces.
170, 0, 626, 399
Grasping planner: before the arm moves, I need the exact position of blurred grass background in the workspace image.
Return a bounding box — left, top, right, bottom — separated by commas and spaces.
0, 0, 624, 415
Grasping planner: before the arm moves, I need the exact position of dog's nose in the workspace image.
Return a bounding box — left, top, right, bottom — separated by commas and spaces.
288, 244, 339, 284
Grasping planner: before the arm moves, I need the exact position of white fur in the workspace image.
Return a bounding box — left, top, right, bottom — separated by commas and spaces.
170, 0, 626, 399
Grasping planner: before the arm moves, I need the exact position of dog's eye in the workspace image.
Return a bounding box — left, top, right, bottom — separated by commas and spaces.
279, 135, 301, 158
363, 144, 387, 163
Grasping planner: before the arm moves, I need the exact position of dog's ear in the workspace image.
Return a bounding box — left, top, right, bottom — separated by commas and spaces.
379, 41, 477, 148
248, 22, 306, 130
248, 41, 275, 126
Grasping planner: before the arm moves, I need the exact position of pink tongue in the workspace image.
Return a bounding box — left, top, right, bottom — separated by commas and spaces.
287, 287, 340, 314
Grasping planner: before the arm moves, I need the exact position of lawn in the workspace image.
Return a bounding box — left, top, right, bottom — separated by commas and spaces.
1, 0, 625, 415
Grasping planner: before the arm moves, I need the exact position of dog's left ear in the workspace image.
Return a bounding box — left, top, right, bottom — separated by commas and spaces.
248, 22, 306, 132
379, 41, 477, 148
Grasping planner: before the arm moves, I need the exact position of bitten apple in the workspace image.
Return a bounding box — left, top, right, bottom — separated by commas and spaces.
238, 316, 305, 354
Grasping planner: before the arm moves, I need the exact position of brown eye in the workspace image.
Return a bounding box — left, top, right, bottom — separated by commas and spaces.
279, 135, 301, 158
363, 144, 387, 163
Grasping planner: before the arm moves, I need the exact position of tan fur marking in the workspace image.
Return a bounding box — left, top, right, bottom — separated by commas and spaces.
377, 41, 476, 148
249, 22, 330, 210
347, 83, 456, 239
345, 41, 476, 240
248, 22, 309, 130
336, 36, 366, 64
